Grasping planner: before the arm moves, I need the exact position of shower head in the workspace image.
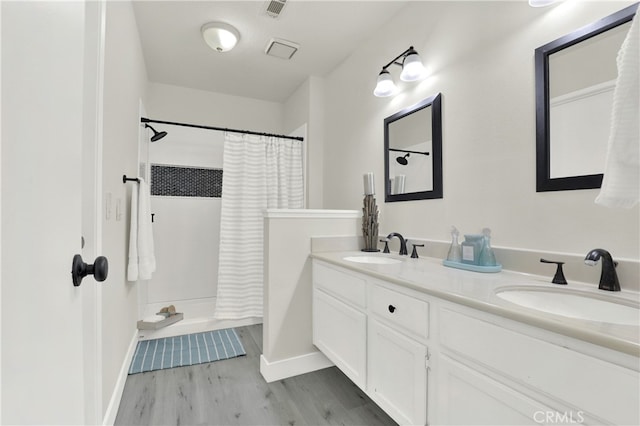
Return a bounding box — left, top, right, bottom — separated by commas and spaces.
396, 153, 410, 165
145, 123, 167, 142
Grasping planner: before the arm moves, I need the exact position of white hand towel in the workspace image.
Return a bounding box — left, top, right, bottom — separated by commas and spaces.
127, 178, 156, 281
595, 13, 640, 208
137, 178, 156, 280
127, 181, 139, 281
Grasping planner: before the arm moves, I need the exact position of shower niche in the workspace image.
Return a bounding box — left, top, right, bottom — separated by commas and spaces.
384, 93, 443, 202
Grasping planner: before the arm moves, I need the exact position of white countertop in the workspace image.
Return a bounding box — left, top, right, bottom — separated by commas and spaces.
311, 251, 640, 357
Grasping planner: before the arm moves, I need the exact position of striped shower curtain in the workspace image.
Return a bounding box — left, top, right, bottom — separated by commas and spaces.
214, 132, 304, 319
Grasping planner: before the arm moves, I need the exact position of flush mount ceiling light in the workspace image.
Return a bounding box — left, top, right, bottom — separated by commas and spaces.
201, 22, 240, 53
374, 46, 427, 97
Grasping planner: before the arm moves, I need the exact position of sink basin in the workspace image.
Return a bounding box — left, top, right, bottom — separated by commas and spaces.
495, 287, 639, 325
343, 255, 403, 265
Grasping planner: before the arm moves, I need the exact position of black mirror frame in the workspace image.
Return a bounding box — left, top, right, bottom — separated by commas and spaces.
534, 3, 638, 192
384, 93, 443, 202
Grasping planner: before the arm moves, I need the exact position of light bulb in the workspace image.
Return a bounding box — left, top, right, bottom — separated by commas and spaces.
373, 70, 397, 97
400, 52, 427, 82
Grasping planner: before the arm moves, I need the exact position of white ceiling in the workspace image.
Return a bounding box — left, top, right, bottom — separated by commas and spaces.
132, 1, 409, 103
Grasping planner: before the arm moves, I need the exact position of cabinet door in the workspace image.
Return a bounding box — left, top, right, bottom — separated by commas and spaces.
434, 354, 563, 425
368, 319, 427, 425
313, 288, 367, 389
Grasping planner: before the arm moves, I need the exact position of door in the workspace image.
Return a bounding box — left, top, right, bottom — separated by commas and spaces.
1, 1, 103, 424
368, 319, 428, 425
312, 288, 367, 389
434, 355, 557, 425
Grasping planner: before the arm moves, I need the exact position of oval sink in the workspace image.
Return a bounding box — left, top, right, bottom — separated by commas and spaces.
495, 287, 639, 325
343, 255, 403, 265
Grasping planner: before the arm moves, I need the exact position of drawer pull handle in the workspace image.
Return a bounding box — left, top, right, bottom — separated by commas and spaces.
388, 305, 396, 313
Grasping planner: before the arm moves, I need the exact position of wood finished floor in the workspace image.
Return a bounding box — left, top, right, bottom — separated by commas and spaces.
115, 324, 397, 426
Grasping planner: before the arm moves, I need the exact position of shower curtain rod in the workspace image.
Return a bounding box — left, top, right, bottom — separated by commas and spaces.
140, 117, 304, 142
389, 148, 430, 156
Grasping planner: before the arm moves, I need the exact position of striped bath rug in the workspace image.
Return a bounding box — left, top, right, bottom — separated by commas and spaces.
128, 328, 246, 374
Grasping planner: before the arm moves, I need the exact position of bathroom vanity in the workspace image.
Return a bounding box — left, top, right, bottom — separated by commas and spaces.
311, 252, 639, 425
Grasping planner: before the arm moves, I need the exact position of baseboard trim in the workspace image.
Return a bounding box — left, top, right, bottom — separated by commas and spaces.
260, 350, 334, 383
102, 329, 139, 426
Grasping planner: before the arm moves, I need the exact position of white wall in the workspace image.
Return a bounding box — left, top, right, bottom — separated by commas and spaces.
147, 82, 284, 134
322, 1, 639, 261
284, 77, 325, 209
144, 125, 223, 313
261, 210, 360, 381
101, 0, 149, 417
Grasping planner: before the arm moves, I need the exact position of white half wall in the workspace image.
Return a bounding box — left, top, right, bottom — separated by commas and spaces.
261, 209, 360, 381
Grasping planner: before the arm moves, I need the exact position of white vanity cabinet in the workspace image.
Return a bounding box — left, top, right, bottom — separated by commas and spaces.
312, 260, 430, 425
312, 261, 367, 389
311, 256, 639, 426
368, 282, 429, 425
434, 304, 640, 425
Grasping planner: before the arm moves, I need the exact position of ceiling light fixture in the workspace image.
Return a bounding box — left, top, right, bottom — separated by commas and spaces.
374, 46, 427, 97
528, 0, 561, 7
201, 22, 240, 53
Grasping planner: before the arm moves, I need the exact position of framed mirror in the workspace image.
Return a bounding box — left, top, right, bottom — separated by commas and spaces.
385, 93, 442, 202
535, 3, 637, 192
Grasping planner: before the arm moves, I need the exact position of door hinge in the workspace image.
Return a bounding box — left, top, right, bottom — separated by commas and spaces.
425, 349, 431, 369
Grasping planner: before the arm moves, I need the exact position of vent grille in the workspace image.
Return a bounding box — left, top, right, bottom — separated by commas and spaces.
265, 38, 299, 60
264, 0, 287, 18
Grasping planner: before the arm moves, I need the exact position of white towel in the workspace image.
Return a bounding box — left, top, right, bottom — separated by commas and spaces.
127, 178, 156, 281
595, 13, 640, 208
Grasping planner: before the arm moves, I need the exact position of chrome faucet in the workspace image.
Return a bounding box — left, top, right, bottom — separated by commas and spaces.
584, 248, 620, 291
386, 232, 408, 256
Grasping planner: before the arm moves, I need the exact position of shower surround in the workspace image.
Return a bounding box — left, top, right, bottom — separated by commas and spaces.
137, 125, 260, 339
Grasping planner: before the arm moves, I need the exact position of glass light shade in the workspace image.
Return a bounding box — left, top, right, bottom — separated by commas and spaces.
373, 70, 397, 97
528, 0, 560, 6
201, 22, 240, 52
400, 52, 427, 82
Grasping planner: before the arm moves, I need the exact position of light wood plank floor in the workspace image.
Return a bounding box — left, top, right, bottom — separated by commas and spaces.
115, 324, 397, 426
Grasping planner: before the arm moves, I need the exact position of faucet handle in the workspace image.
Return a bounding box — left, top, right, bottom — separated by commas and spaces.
379, 238, 390, 253
409, 241, 424, 259
540, 258, 567, 285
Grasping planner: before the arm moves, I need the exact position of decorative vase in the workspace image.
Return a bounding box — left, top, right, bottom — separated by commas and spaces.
362, 194, 380, 252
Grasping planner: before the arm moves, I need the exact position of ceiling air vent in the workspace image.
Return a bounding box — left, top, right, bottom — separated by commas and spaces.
264, 0, 287, 19
265, 38, 299, 60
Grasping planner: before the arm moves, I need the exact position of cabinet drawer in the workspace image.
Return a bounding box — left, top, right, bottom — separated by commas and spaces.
439, 308, 640, 425
313, 261, 366, 309
370, 284, 429, 340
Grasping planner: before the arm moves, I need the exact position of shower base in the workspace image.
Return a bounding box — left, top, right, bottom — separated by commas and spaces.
137, 297, 261, 341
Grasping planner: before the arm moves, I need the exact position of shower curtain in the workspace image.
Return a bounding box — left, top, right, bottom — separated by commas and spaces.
214, 132, 304, 319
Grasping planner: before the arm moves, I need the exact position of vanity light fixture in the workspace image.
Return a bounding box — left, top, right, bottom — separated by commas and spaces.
201, 22, 240, 53
374, 46, 427, 97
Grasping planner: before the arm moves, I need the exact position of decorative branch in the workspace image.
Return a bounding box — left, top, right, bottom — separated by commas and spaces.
362, 194, 379, 252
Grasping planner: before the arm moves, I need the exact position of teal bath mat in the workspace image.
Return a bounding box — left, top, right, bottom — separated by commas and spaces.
128, 328, 246, 374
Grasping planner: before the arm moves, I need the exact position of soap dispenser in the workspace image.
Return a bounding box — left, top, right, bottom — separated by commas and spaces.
479, 227, 497, 267
446, 226, 462, 262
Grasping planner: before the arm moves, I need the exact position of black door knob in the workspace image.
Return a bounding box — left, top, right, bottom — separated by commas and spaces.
388, 305, 396, 313
72, 254, 108, 287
